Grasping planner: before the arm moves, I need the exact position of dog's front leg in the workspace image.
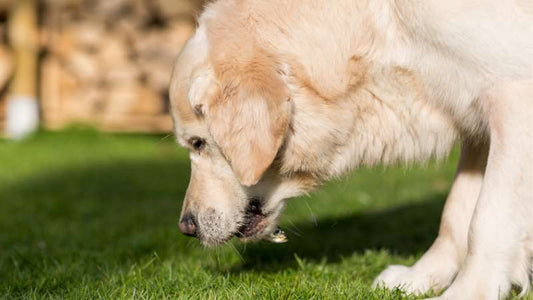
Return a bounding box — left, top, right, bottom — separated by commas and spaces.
373, 142, 488, 295
428, 81, 533, 300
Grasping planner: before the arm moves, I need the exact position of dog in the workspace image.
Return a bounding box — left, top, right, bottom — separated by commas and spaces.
169, 1, 532, 299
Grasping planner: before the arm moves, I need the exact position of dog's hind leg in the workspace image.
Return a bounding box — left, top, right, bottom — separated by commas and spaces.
373, 140, 488, 295
427, 81, 533, 300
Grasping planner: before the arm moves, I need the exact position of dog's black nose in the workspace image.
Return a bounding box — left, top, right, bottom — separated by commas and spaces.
179, 213, 197, 237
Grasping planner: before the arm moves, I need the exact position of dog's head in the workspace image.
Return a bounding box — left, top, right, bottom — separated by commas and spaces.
169, 22, 315, 246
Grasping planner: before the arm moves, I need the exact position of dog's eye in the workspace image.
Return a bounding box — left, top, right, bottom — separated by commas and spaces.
190, 137, 205, 151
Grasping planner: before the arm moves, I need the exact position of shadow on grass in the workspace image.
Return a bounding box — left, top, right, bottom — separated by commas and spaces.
0, 159, 444, 276
0, 160, 191, 270
233, 196, 444, 272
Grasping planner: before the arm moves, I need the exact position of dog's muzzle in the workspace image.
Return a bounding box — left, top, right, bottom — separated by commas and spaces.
236, 198, 268, 238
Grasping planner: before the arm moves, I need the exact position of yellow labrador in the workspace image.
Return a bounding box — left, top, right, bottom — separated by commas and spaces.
169, 1, 532, 299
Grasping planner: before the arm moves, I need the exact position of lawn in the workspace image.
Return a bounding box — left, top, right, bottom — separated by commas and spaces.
0, 130, 529, 300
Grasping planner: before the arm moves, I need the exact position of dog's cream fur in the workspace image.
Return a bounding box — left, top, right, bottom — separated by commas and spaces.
169, 1, 533, 299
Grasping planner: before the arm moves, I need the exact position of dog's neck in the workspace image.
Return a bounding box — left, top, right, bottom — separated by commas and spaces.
265, 0, 486, 181
278, 63, 458, 182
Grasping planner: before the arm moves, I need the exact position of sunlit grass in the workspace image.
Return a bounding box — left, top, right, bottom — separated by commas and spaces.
0, 129, 528, 299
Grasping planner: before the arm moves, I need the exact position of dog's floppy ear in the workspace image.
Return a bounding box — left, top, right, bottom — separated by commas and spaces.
206, 57, 291, 186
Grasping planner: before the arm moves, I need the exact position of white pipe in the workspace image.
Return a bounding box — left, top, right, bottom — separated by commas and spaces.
6, 95, 39, 139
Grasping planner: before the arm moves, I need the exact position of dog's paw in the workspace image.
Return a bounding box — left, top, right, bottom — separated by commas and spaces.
422, 287, 493, 300
426, 268, 514, 300
372, 265, 432, 295
373, 264, 455, 295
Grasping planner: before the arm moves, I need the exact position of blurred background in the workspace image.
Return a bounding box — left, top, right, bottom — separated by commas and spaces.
0, 0, 206, 137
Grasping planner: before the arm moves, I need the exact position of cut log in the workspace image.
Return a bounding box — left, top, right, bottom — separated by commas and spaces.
97, 114, 173, 133
105, 83, 163, 116
0, 45, 13, 91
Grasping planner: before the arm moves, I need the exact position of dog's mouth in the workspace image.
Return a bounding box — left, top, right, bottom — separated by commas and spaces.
235, 199, 269, 238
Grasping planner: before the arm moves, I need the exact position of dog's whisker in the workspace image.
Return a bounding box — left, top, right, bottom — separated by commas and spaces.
227, 241, 245, 263
283, 226, 301, 237
302, 199, 318, 226
284, 219, 302, 236
185, 238, 197, 249
159, 134, 173, 142
213, 244, 222, 266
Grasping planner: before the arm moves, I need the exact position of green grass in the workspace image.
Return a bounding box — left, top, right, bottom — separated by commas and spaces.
0, 129, 529, 299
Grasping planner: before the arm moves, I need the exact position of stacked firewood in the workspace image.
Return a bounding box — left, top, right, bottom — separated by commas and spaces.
39, 0, 204, 132
0, 0, 13, 131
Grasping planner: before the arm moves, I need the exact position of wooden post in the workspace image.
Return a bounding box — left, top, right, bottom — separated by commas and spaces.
6, 0, 39, 139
